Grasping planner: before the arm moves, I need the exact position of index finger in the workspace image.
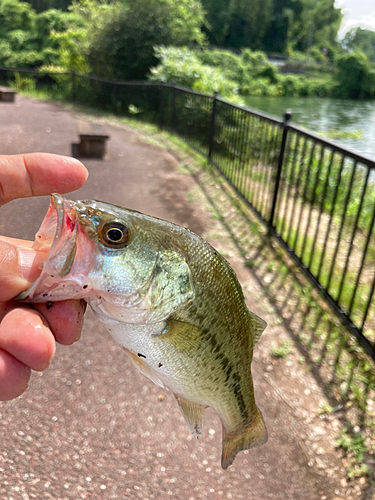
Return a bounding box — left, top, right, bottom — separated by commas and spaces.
0, 153, 88, 206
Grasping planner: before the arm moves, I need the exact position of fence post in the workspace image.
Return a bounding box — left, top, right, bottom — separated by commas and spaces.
268, 110, 292, 232
112, 81, 118, 115
33, 68, 38, 89
170, 81, 176, 130
71, 70, 76, 102
158, 83, 165, 130
208, 91, 218, 160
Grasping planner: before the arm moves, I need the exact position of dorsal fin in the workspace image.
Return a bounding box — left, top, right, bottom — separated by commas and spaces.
248, 311, 267, 345
174, 395, 206, 439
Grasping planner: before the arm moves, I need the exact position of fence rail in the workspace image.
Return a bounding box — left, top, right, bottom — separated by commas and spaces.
1, 67, 374, 360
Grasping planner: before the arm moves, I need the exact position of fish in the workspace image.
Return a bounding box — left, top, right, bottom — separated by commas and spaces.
19, 193, 268, 469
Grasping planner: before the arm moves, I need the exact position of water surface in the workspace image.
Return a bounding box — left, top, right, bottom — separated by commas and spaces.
244, 96, 375, 160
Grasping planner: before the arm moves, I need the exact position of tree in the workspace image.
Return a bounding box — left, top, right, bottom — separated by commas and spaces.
334, 50, 375, 99
287, 0, 341, 55
24, 0, 73, 14
0, 0, 85, 68
33, 9, 78, 49
86, 0, 206, 80
0, 0, 35, 38
225, 0, 273, 50
200, 0, 342, 56
310, 0, 342, 56
200, 0, 232, 45
343, 28, 375, 62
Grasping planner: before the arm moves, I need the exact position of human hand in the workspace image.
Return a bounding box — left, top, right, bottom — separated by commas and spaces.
0, 153, 88, 401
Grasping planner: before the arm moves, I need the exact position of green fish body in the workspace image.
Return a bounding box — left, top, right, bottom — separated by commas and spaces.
21, 194, 267, 468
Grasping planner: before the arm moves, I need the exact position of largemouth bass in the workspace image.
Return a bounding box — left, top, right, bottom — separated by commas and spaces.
20, 194, 268, 469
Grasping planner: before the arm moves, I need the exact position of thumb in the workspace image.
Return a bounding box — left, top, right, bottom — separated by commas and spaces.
0, 238, 46, 302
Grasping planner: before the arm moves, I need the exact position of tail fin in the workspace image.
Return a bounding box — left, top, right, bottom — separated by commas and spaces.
221, 408, 267, 469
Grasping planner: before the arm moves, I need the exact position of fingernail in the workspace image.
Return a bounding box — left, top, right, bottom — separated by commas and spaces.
17, 249, 45, 282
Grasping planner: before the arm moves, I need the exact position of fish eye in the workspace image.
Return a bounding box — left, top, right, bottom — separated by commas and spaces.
101, 221, 129, 248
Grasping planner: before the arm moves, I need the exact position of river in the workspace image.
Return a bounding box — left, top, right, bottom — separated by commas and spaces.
244, 96, 375, 160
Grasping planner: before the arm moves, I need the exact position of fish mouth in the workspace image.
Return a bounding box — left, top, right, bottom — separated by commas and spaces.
18, 194, 80, 301
33, 193, 78, 270
33, 194, 67, 246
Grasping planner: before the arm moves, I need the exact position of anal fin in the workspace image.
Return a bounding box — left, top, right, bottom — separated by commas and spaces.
221, 408, 268, 469
175, 395, 206, 439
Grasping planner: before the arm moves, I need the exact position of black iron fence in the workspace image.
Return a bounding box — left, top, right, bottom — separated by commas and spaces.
1, 67, 374, 360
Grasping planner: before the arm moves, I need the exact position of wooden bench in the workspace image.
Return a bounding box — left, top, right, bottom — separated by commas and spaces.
0, 86, 17, 102
78, 121, 109, 159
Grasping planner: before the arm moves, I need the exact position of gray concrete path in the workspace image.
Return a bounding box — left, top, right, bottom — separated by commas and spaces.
0, 96, 349, 500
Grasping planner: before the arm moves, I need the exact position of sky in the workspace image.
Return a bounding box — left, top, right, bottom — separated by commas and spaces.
335, 0, 375, 36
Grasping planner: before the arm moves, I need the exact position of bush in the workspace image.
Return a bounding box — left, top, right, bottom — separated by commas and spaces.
150, 46, 240, 101
241, 78, 281, 96
87, 0, 205, 81
334, 50, 375, 99
151, 46, 335, 99
197, 49, 247, 84
195, 47, 279, 92
13, 71, 35, 92
241, 48, 268, 67
278, 74, 303, 96
274, 73, 334, 97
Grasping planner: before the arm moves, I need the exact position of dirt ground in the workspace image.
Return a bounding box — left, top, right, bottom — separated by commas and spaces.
0, 95, 368, 499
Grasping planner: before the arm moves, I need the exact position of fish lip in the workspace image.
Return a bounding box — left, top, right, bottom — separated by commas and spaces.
48, 193, 77, 246
17, 194, 79, 301
51, 193, 65, 241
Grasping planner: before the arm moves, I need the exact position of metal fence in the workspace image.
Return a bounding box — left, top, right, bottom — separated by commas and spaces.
1, 67, 374, 360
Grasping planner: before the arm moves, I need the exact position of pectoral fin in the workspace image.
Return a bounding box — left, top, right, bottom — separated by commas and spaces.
175, 395, 206, 439
221, 408, 268, 469
124, 349, 165, 389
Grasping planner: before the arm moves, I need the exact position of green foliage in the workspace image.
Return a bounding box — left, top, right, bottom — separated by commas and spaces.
271, 340, 292, 358
226, 0, 273, 49
150, 47, 239, 101
277, 73, 334, 97
198, 49, 246, 82
25, 0, 73, 13
282, 51, 333, 73
241, 49, 271, 73
241, 78, 281, 97
13, 71, 35, 92
287, 0, 342, 56
151, 46, 337, 99
0, 0, 34, 36
0, 0, 83, 68
197, 48, 278, 85
33, 8, 76, 46
0, 0, 368, 100
309, 0, 342, 56
281, 136, 375, 235
201, 0, 274, 49
324, 129, 365, 140
337, 428, 369, 478
342, 27, 375, 62
200, 0, 231, 45
334, 50, 375, 99
201, 0, 342, 56
50, 28, 90, 72
86, 0, 206, 81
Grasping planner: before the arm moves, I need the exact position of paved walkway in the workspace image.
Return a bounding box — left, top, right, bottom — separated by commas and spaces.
0, 96, 350, 499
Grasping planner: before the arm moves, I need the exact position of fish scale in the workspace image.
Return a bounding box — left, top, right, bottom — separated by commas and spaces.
20, 194, 268, 469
